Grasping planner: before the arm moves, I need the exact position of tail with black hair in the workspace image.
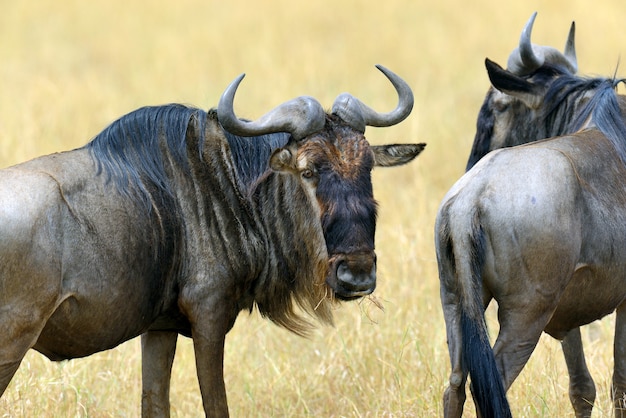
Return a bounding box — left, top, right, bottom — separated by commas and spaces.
462, 217, 511, 418
437, 207, 512, 418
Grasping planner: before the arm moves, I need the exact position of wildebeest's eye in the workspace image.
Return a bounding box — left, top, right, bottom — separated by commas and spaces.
493, 101, 509, 113
301, 168, 316, 180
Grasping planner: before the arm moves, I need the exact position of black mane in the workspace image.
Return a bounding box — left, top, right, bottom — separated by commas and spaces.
88, 104, 204, 210
544, 72, 626, 165
88, 104, 291, 210
222, 129, 290, 192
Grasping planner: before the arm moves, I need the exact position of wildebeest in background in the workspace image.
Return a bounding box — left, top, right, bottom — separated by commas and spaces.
0, 65, 424, 417
436, 13, 626, 418
465, 13, 599, 418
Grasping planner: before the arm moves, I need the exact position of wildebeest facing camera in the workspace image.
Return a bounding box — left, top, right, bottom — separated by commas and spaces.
0, 65, 424, 417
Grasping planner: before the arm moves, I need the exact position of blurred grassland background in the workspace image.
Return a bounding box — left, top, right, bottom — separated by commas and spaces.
2, 0, 626, 416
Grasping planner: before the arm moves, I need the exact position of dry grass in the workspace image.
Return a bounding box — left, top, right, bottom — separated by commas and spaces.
2, 0, 626, 416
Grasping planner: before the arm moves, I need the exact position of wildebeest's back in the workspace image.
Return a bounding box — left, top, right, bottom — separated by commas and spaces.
445, 130, 626, 337
0, 149, 182, 360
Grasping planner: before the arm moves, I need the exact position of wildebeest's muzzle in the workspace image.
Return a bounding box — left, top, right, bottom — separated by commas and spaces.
327, 251, 377, 300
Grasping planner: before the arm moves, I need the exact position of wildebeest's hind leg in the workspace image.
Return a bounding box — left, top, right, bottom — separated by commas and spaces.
141, 331, 178, 417
0, 354, 26, 397
442, 297, 494, 418
437, 207, 510, 418
438, 239, 468, 417
0, 307, 57, 396
561, 328, 595, 418
491, 304, 555, 391
0, 273, 62, 397
612, 306, 626, 417
441, 305, 468, 418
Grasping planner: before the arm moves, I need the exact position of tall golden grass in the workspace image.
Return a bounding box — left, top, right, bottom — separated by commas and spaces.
2, 0, 626, 416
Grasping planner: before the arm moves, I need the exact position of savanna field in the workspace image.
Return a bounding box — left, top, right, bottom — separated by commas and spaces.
2, 1, 626, 416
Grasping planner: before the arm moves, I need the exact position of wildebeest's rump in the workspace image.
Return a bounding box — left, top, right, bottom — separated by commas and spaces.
0, 65, 425, 417
437, 13, 626, 418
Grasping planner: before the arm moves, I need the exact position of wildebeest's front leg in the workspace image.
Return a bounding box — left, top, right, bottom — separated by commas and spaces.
180, 285, 238, 418
613, 306, 626, 417
192, 328, 230, 417
561, 327, 595, 418
141, 331, 178, 417
492, 305, 554, 391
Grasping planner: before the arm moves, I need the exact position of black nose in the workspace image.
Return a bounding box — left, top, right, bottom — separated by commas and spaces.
336, 261, 376, 292
327, 253, 377, 300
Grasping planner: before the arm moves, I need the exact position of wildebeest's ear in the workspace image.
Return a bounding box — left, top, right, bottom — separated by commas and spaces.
269, 148, 296, 172
485, 58, 543, 108
372, 143, 426, 167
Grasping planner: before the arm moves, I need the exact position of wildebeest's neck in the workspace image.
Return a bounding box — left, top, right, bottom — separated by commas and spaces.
468, 67, 626, 171
542, 75, 622, 137
198, 113, 334, 335
87, 106, 334, 335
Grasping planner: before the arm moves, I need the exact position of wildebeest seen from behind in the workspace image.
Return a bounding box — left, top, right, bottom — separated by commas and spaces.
470, 13, 625, 418
436, 13, 626, 418
465, 14, 602, 418
0, 65, 424, 417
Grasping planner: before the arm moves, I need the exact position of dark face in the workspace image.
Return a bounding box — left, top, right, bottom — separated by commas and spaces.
466, 62, 567, 171
295, 122, 378, 301
466, 87, 539, 170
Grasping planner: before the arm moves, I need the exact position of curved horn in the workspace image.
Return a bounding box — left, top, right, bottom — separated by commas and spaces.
507, 12, 543, 74
507, 12, 578, 75
217, 74, 326, 140
331, 65, 414, 132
